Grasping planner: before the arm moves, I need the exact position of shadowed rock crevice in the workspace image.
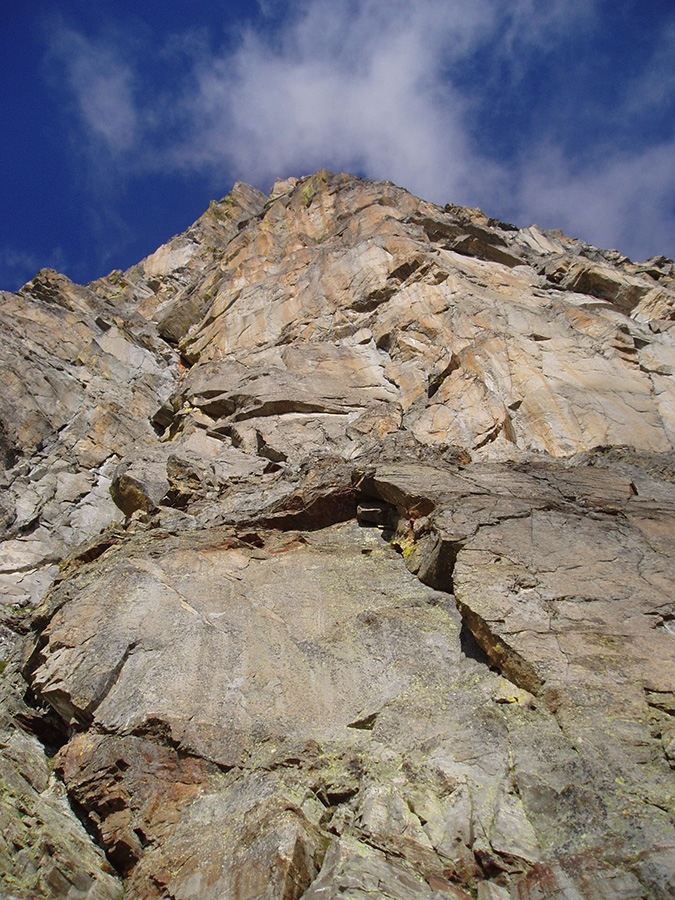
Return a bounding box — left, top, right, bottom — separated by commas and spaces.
15, 684, 72, 759
396, 530, 462, 594
454, 599, 545, 697
459, 620, 491, 665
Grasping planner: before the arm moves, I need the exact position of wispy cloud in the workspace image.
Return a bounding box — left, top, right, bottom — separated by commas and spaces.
0, 246, 66, 291
48, 24, 138, 153
44, 0, 675, 261
177, 0, 499, 200
624, 20, 675, 117
513, 140, 675, 259
169, 0, 602, 204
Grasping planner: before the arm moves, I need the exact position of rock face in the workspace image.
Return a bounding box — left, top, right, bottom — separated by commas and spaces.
1, 171, 675, 899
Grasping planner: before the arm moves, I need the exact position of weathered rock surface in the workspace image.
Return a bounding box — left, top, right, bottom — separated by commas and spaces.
1, 171, 675, 899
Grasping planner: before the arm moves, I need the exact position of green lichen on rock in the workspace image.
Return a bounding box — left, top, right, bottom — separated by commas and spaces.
0, 758, 122, 900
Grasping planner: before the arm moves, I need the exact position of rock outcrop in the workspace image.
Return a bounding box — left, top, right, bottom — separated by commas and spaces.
1, 171, 674, 899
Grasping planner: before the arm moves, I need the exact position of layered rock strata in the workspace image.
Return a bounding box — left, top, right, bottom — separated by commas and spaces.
1, 171, 674, 899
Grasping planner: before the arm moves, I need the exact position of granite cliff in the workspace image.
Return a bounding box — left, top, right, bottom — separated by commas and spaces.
1, 171, 674, 899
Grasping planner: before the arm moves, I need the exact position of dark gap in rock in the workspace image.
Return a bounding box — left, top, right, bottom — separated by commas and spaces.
356, 500, 396, 527
474, 847, 511, 879
0, 419, 20, 470
456, 600, 544, 697
130, 716, 182, 751
487, 217, 519, 231
315, 791, 331, 808
473, 423, 506, 451
262, 460, 284, 474
13, 655, 127, 878
67, 790, 110, 852
346, 711, 378, 730
450, 235, 523, 268
375, 330, 395, 353
427, 356, 460, 398
160, 489, 191, 510
278, 757, 304, 769
462, 224, 508, 247
22, 602, 85, 734
206, 423, 232, 441
106, 836, 142, 878
228, 426, 245, 448
280, 833, 317, 900
257, 431, 288, 463
352, 286, 397, 311
323, 787, 359, 806
193, 386, 236, 400
75, 538, 118, 566
21, 629, 49, 680
18, 517, 41, 537
150, 398, 177, 434
389, 259, 422, 283
412, 215, 463, 246
415, 537, 461, 594
260, 488, 359, 532
645, 688, 675, 717
156, 325, 179, 347
236, 531, 266, 549
67, 531, 121, 569
15, 687, 70, 758
196, 395, 236, 418
459, 622, 491, 666
134, 827, 149, 849
233, 399, 347, 422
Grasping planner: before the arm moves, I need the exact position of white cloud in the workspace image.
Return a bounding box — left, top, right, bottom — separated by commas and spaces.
174, 0, 501, 202
46, 0, 675, 261
514, 141, 675, 260
48, 25, 138, 153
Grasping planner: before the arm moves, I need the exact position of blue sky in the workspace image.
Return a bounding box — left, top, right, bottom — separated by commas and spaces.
2, 0, 674, 291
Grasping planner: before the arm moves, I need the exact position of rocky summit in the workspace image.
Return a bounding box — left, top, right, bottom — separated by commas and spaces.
1, 171, 675, 900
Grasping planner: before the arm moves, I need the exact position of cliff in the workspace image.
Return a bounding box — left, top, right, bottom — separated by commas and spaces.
1, 171, 674, 899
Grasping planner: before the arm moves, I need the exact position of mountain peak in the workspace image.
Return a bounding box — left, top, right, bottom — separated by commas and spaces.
1, 172, 675, 900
